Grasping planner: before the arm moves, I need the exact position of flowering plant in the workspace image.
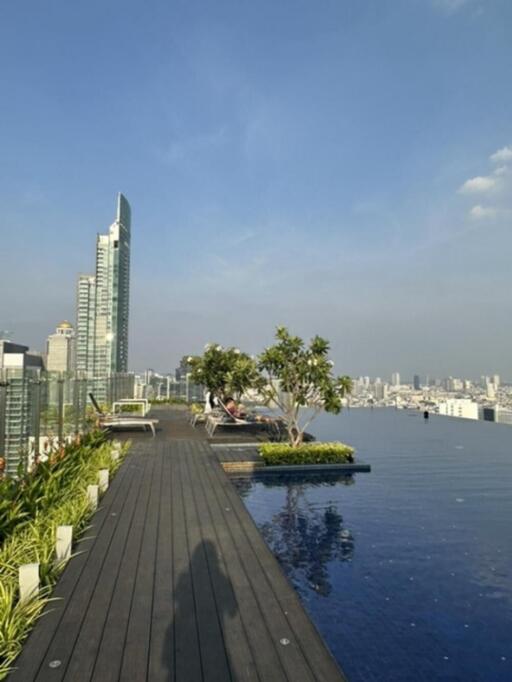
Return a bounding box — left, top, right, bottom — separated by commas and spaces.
187, 344, 259, 400
258, 327, 352, 447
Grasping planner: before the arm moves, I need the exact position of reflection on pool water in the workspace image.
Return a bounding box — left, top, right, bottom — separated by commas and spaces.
232, 409, 512, 682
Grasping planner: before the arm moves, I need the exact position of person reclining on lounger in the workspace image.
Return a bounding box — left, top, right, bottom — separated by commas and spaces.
224, 397, 280, 425
224, 397, 247, 419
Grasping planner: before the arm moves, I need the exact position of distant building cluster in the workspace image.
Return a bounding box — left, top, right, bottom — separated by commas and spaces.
349, 372, 512, 424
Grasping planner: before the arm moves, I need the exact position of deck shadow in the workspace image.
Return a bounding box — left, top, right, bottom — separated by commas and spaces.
162, 539, 237, 680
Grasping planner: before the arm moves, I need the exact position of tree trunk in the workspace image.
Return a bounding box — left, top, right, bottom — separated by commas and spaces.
284, 401, 304, 447
288, 423, 304, 448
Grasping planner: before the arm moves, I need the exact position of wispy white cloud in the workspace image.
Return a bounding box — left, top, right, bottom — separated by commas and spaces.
229, 229, 257, 247
432, 0, 473, 14
159, 127, 228, 165
469, 204, 497, 220
490, 145, 512, 164
458, 175, 497, 194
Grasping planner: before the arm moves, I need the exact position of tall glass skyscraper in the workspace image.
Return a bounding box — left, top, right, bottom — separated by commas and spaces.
76, 194, 131, 378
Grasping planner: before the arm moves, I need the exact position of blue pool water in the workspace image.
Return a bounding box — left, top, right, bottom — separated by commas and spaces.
232, 409, 512, 682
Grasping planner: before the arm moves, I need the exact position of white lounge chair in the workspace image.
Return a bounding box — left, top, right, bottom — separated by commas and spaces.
89, 394, 159, 436
190, 410, 206, 427
205, 400, 256, 437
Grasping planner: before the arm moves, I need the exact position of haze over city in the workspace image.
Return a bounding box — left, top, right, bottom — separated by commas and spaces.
1, 0, 511, 378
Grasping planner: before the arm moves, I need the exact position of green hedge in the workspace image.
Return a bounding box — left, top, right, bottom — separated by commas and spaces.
116, 403, 142, 413
150, 397, 188, 405
259, 442, 355, 466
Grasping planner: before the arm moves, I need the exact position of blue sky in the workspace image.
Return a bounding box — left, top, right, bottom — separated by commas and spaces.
1, 0, 511, 379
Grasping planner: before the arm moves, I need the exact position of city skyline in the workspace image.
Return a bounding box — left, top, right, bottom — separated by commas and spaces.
1, 1, 511, 377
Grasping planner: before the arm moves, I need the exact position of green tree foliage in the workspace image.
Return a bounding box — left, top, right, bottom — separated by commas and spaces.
258, 327, 352, 447
187, 344, 259, 400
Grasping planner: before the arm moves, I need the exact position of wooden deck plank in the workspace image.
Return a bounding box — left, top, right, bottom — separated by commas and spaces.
8, 461, 134, 682
172, 441, 203, 681
180, 441, 233, 682
118, 444, 163, 681
39, 452, 153, 682
186, 449, 260, 682
212, 446, 261, 463
147, 444, 175, 681
87, 445, 158, 682
33, 458, 143, 682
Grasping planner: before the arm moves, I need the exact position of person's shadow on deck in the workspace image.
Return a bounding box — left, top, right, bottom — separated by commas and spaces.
162, 539, 237, 680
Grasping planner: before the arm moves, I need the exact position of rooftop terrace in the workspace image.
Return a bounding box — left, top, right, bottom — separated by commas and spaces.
10, 407, 345, 682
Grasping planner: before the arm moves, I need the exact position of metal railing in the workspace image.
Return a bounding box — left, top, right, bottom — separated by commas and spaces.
0, 370, 134, 477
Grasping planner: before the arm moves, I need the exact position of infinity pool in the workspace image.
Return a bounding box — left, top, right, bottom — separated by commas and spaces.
232, 409, 512, 682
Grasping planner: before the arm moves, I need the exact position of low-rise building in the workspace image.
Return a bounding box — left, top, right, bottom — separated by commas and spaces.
438, 398, 478, 420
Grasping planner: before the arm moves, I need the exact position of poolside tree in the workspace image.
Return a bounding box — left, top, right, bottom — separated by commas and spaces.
187, 344, 259, 401
257, 327, 352, 447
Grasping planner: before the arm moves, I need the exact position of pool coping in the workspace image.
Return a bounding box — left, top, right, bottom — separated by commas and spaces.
222, 461, 371, 474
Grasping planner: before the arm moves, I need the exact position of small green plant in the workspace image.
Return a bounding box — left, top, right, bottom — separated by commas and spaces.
0, 437, 130, 678
116, 403, 141, 413
0, 582, 50, 678
259, 442, 355, 466
150, 397, 188, 405
0, 432, 107, 544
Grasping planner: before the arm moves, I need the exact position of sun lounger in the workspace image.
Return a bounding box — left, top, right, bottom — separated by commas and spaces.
205, 400, 258, 437
205, 401, 287, 439
101, 417, 157, 436
190, 409, 206, 427
89, 393, 159, 436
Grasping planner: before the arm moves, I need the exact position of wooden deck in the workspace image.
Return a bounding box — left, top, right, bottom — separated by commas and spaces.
9, 410, 346, 682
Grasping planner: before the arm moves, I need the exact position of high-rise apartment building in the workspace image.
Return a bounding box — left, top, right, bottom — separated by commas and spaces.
75, 275, 96, 373
46, 321, 75, 373
391, 372, 400, 386
413, 374, 421, 390
373, 381, 388, 400
75, 194, 131, 378
486, 383, 496, 400
0, 340, 44, 476
94, 193, 131, 375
